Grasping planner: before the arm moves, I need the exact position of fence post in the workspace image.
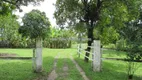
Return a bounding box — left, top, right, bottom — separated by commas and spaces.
32, 48, 36, 71
35, 38, 42, 72
77, 44, 81, 57
92, 40, 101, 72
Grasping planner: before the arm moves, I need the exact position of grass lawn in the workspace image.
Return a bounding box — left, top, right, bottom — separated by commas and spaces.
0, 48, 142, 80
73, 50, 142, 80
102, 49, 127, 58
0, 48, 59, 80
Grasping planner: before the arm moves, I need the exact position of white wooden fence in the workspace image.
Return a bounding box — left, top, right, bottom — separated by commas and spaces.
77, 40, 102, 72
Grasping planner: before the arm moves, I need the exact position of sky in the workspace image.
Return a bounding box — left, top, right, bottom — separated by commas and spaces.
14, 0, 57, 26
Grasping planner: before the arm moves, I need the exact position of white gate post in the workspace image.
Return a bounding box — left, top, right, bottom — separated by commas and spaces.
35, 38, 42, 72
92, 40, 101, 72
77, 44, 81, 57
32, 48, 36, 71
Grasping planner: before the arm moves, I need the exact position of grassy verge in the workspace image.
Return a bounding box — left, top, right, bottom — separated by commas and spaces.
0, 48, 142, 80
0, 49, 33, 57
0, 48, 58, 80
0, 48, 82, 80
73, 51, 142, 80
102, 49, 127, 58
0, 59, 38, 80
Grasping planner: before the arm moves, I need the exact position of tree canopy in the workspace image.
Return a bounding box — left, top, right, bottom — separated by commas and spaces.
19, 9, 50, 39
0, 0, 44, 15
54, 0, 140, 26
54, 0, 142, 62
0, 0, 44, 7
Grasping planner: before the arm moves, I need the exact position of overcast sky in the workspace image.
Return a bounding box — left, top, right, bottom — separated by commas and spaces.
14, 0, 57, 26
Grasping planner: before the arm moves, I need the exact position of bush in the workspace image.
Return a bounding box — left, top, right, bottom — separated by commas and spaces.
103, 44, 116, 49
0, 41, 9, 48
43, 38, 72, 49
116, 39, 127, 51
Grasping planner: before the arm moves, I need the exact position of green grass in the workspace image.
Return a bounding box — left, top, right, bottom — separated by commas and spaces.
0, 48, 59, 80
0, 59, 38, 80
0, 48, 82, 80
102, 49, 127, 58
0, 49, 33, 57
73, 52, 142, 80
55, 52, 84, 80
103, 44, 116, 49
0, 48, 142, 80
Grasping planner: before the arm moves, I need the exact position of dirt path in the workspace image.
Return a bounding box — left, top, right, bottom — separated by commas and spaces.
47, 54, 59, 80
56, 59, 69, 80
70, 56, 90, 80
47, 52, 70, 80
37, 52, 89, 80
47, 53, 89, 80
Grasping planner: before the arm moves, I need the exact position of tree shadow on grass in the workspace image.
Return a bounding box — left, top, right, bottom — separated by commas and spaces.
75, 57, 142, 80
0, 57, 55, 80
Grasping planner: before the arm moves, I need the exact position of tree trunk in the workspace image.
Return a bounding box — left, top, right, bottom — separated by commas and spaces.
35, 38, 42, 72
84, 24, 94, 62
128, 75, 133, 80
83, 0, 102, 62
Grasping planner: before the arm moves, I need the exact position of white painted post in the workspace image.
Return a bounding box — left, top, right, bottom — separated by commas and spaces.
32, 48, 36, 71
77, 44, 79, 57
35, 38, 42, 72
78, 44, 81, 57
92, 40, 101, 72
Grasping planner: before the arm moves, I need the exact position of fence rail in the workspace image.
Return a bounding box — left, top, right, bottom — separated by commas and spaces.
77, 40, 102, 72
87, 46, 94, 48
78, 47, 93, 55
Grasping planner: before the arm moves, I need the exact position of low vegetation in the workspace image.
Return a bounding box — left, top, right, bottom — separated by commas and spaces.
0, 48, 142, 80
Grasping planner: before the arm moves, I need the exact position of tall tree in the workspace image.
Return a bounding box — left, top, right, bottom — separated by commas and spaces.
0, 0, 44, 15
0, 0, 44, 8
19, 9, 50, 72
54, 0, 141, 62
0, 14, 20, 48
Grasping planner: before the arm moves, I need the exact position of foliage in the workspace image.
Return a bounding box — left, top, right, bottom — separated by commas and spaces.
54, 0, 142, 62
19, 9, 50, 39
54, 0, 141, 32
116, 39, 127, 51
54, 0, 136, 25
0, 0, 44, 13
0, 0, 44, 6
0, 14, 20, 47
126, 47, 141, 79
126, 59, 141, 79
43, 28, 72, 48
0, 13, 36, 48
94, 26, 120, 45
0, 1, 16, 15
103, 44, 116, 49
0, 0, 45, 48
120, 20, 142, 61
73, 22, 87, 33
0, 0, 44, 18
120, 12, 142, 79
